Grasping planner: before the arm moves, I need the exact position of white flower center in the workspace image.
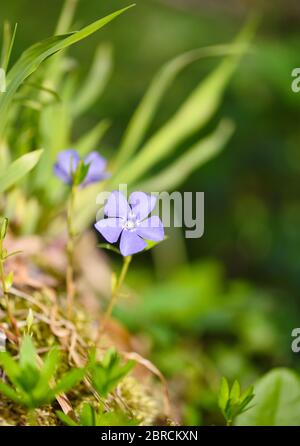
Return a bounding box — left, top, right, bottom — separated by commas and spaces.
123, 211, 139, 231
124, 220, 135, 230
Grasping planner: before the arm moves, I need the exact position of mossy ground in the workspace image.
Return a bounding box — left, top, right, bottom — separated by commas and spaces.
0, 235, 170, 426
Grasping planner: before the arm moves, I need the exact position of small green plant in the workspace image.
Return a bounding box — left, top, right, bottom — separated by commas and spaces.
218, 377, 255, 426
0, 335, 85, 424
88, 348, 135, 398
57, 349, 137, 426
57, 402, 138, 426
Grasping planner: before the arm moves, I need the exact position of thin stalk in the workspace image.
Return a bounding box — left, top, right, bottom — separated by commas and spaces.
0, 239, 17, 335
99, 256, 132, 337
66, 184, 77, 319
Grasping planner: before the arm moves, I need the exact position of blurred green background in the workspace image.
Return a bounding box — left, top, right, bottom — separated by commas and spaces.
2, 0, 300, 425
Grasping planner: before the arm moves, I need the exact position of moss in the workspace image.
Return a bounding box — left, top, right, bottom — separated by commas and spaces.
0, 293, 164, 426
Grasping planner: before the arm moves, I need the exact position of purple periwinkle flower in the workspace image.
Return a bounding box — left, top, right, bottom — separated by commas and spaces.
54, 149, 109, 187
95, 191, 164, 256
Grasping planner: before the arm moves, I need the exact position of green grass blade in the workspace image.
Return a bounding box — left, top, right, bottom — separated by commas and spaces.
114, 44, 246, 172
55, 0, 79, 35
0, 68, 5, 93
136, 120, 234, 191
0, 149, 43, 193
76, 119, 111, 156
72, 44, 113, 117
111, 22, 253, 187
0, 4, 135, 138
1, 22, 18, 71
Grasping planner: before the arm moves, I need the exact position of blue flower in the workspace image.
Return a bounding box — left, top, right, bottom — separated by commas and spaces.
95, 191, 164, 256
54, 149, 109, 187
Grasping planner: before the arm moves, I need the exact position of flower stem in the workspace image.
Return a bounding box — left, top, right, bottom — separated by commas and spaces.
0, 239, 17, 335
100, 255, 132, 335
66, 184, 77, 319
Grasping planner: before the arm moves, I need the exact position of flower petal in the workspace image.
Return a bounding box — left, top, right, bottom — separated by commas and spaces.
94, 218, 123, 243
83, 151, 110, 185
129, 192, 157, 221
136, 216, 164, 241
120, 230, 147, 256
53, 164, 72, 184
56, 149, 79, 177
104, 191, 130, 219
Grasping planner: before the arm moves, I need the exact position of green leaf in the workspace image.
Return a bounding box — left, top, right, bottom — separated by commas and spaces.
73, 160, 90, 186
1, 22, 18, 71
26, 309, 34, 333
80, 403, 96, 426
89, 349, 135, 398
3, 249, 22, 260
0, 4, 135, 137
76, 119, 111, 157
55, 0, 79, 35
136, 119, 234, 191
111, 22, 252, 187
230, 380, 241, 405
235, 368, 300, 426
19, 335, 38, 371
240, 385, 255, 407
56, 410, 78, 426
18, 336, 40, 392
238, 392, 255, 415
4, 271, 13, 290
52, 368, 85, 396
0, 217, 8, 240
41, 348, 60, 382
0, 379, 22, 405
72, 44, 113, 117
33, 348, 60, 399
114, 44, 245, 171
0, 351, 21, 384
0, 149, 43, 193
218, 377, 230, 414
102, 348, 119, 368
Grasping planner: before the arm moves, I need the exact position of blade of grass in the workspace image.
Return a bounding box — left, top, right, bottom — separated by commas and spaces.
0, 149, 43, 193
1, 22, 18, 71
136, 119, 234, 191
111, 19, 254, 187
76, 119, 111, 156
55, 0, 79, 35
113, 44, 246, 172
0, 4, 135, 138
72, 44, 113, 117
